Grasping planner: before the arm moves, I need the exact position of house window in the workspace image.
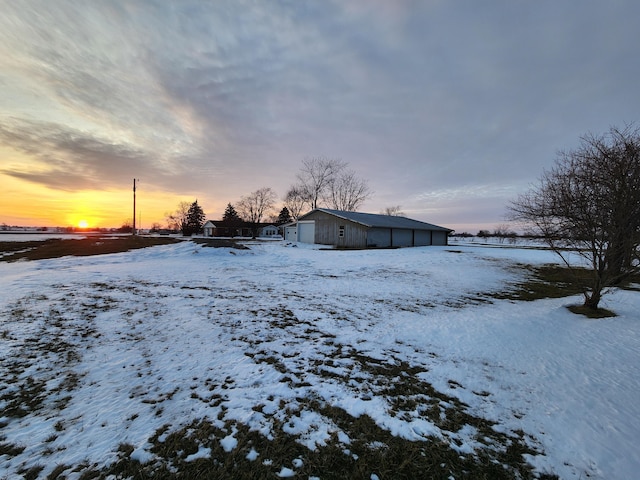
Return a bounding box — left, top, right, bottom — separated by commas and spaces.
338, 225, 345, 238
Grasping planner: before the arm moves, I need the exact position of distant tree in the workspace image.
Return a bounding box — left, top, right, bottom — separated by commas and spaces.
493, 224, 518, 244
118, 219, 133, 233
382, 205, 405, 216
183, 200, 206, 236
477, 230, 491, 238
508, 125, 640, 310
236, 187, 277, 237
150, 222, 162, 233
493, 224, 510, 238
284, 186, 308, 220
165, 201, 190, 232
276, 207, 292, 225
328, 170, 371, 211
291, 157, 371, 212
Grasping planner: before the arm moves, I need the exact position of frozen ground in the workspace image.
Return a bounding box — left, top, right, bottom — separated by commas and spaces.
0, 240, 638, 479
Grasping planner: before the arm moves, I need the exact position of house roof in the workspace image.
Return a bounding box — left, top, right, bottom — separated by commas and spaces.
299, 209, 453, 232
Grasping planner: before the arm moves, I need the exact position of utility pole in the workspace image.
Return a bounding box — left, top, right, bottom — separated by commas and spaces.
133, 178, 138, 235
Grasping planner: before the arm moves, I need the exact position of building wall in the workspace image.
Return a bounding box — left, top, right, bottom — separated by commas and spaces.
391, 229, 413, 247
414, 230, 432, 246
368, 227, 439, 247
432, 231, 448, 246
302, 210, 368, 248
367, 227, 391, 247
298, 210, 450, 248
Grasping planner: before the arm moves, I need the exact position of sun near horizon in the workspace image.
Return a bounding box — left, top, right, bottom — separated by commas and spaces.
0, 174, 189, 230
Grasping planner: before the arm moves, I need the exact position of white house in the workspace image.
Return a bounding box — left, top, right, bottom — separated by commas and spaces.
259, 225, 279, 237
202, 220, 216, 237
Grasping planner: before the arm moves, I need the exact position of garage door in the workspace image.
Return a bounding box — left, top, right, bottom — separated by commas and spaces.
297, 221, 315, 244
284, 226, 297, 242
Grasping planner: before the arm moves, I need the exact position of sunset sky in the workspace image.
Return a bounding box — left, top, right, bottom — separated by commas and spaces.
1, 1, 638, 232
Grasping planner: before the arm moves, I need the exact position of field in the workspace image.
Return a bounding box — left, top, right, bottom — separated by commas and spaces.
1, 237, 639, 479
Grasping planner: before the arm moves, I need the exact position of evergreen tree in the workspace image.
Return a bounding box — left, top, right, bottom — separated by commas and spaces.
277, 207, 292, 225
223, 203, 242, 222
182, 200, 206, 236
222, 202, 242, 237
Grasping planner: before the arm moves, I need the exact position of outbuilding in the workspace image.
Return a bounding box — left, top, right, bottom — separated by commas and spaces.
295, 209, 452, 248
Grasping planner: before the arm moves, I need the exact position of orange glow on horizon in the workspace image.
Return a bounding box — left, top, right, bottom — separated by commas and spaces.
0, 172, 198, 229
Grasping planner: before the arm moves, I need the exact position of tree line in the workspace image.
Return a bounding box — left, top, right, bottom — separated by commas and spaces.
162, 157, 373, 238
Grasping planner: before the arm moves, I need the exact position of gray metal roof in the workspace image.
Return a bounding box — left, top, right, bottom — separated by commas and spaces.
302, 209, 452, 232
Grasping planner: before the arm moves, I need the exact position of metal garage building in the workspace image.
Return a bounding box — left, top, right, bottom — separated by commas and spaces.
296, 209, 452, 248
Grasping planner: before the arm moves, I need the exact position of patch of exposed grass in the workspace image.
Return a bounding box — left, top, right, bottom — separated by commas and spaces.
191, 237, 251, 249
495, 264, 590, 302
0, 236, 180, 262
1, 297, 88, 422
499, 264, 640, 303
46, 463, 70, 479
99, 410, 557, 480
494, 264, 639, 317
18, 465, 44, 480
242, 344, 553, 478
567, 305, 617, 318
0, 440, 26, 456
0, 376, 47, 418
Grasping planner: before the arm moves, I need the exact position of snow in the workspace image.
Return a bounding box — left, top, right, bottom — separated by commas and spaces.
277, 466, 295, 477
185, 446, 211, 462
220, 432, 238, 452
0, 240, 639, 479
246, 448, 259, 461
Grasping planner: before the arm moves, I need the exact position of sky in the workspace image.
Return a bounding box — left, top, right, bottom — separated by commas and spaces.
1, 1, 638, 232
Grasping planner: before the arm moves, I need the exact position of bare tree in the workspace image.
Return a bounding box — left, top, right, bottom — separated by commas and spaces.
296, 157, 346, 209
284, 186, 308, 220
328, 170, 371, 211
493, 224, 517, 244
236, 187, 278, 237
381, 205, 405, 216
165, 201, 190, 232
291, 157, 371, 212
508, 125, 640, 310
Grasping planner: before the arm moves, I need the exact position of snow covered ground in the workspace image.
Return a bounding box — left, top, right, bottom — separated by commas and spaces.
0, 240, 638, 479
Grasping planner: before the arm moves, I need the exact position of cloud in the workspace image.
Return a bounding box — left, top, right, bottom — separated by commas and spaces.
0, 117, 154, 190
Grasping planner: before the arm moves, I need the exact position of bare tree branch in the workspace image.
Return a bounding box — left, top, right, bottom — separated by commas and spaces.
296, 157, 346, 210
236, 187, 278, 237
284, 186, 309, 220
381, 205, 405, 216
328, 170, 371, 211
